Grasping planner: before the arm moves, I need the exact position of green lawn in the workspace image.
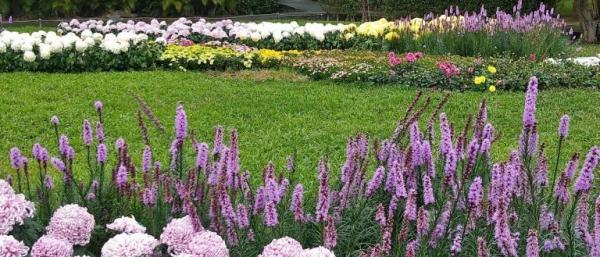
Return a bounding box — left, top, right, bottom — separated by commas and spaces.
0, 70, 599, 190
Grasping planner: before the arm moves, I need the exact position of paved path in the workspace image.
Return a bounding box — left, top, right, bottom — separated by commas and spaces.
278, 0, 323, 13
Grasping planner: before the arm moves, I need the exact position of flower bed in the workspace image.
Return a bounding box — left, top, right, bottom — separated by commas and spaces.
56, 1, 571, 58
2, 76, 600, 256
0, 30, 163, 72
288, 50, 600, 91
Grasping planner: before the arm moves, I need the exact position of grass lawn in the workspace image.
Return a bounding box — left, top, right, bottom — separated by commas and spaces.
0, 70, 599, 191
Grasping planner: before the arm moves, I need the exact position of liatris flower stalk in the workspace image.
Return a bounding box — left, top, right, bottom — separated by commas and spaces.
213, 126, 224, 156
404, 189, 417, 220
236, 204, 250, 229
175, 104, 187, 141
316, 159, 330, 223
227, 129, 240, 189
97, 143, 107, 164
417, 207, 429, 237
527, 229, 540, 257
477, 237, 490, 257
94, 100, 103, 121
116, 165, 128, 193
439, 113, 453, 156
574, 147, 600, 194
375, 203, 386, 227
365, 166, 385, 197
591, 196, 600, 257
450, 226, 463, 256
422, 174, 435, 205
82, 120, 93, 146
522, 76, 538, 129
324, 216, 337, 249
96, 122, 105, 143
559, 114, 570, 139
290, 184, 305, 223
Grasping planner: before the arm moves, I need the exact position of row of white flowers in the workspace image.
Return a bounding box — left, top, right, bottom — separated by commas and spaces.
0, 30, 162, 62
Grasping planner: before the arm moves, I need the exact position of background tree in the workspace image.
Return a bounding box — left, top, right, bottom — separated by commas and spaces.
574, 0, 600, 42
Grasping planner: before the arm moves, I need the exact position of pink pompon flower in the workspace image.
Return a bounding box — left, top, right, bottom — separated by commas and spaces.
297, 247, 335, 257
47, 204, 95, 246
180, 231, 229, 257
259, 237, 303, 257
107, 216, 146, 234
160, 216, 200, 254
31, 235, 73, 257
101, 233, 159, 257
0, 189, 36, 234
0, 235, 29, 257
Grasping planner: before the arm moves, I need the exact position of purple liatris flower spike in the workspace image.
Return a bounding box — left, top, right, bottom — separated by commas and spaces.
417, 207, 430, 237
116, 165, 128, 191
558, 115, 570, 138
450, 226, 463, 256
375, 203, 386, 227
142, 145, 151, 174
526, 229, 540, 257
175, 104, 187, 141
440, 113, 453, 156
316, 159, 330, 223
287, 155, 294, 172
96, 143, 107, 164
422, 174, 434, 205
96, 122, 104, 143
522, 76, 539, 129
365, 166, 385, 197
574, 146, 600, 194
236, 204, 250, 229
477, 237, 490, 257
50, 157, 66, 172
290, 184, 304, 223
115, 138, 125, 152
44, 175, 54, 189
227, 129, 240, 189
94, 100, 103, 114
82, 120, 93, 146
32, 143, 42, 161
59, 135, 70, 156
9, 147, 22, 169
51, 116, 59, 125
196, 142, 209, 171
213, 126, 224, 156
324, 216, 337, 249
591, 196, 600, 256
469, 176, 483, 211
264, 200, 278, 227
404, 189, 417, 220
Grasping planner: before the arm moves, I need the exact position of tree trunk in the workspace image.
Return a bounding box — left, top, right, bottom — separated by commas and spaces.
574, 0, 600, 43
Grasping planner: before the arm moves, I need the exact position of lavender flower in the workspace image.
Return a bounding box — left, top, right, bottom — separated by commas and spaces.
439, 113, 453, 156
9, 147, 22, 170
175, 104, 187, 141
422, 174, 435, 205
96, 143, 107, 164
477, 237, 490, 257
375, 203, 386, 227
116, 165, 128, 191
469, 177, 484, 213
115, 138, 125, 152
287, 155, 294, 172
142, 145, 152, 173
264, 200, 279, 227
96, 122, 105, 142
450, 226, 463, 256
50, 116, 59, 125
365, 166, 385, 197
526, 229, 539, 257
522, 76, 539, 129
44, 175, 54, 189
290, 184, 305, 223
574, 147, 600, 194
558, 114, 570, 138
196, 142, 209, 171
82, 120, 93, 146
324, 216, 337, 249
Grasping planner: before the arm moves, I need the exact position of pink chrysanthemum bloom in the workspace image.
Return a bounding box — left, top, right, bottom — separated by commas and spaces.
0, 190, 35, 234
160, 216, 199, 254
31, 235, 73, 257
0, 179, 15, 195
180, 231, 229, 257
297, 246, 336, 257
107, 216, 146, 234
0, 235, 29, 257
47, 204, 95, 246
258, 237, 303, 257
101, 233, 159, 257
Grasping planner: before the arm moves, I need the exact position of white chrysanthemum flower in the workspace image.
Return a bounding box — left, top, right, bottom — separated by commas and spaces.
250, 32, 261, 42
39, 44, 52, 59
23, 51, 36, 62
0, 42, 6, 53
75, 40, 88, 52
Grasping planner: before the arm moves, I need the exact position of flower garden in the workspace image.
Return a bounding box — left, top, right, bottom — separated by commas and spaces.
1, 1, 600, 257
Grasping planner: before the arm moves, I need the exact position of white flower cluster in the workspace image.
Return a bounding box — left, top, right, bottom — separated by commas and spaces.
546, 55, 600, 67
230, 21, 346, 42
59, 19, 166, 36
0, 30, 154, 61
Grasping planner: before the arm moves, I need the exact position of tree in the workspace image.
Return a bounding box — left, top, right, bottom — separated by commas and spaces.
574, 0, 600, 42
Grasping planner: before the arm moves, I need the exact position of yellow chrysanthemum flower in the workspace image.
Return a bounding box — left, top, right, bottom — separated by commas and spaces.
384, 32, 400, 41
474, 76, 486, 85
489, 85, 497, 92
487, 65, 497, 74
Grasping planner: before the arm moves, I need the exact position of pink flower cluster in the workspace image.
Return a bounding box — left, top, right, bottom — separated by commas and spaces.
106, 216, 146, 234
437, 60, 461, 78
0, 235, 29, 257
160, 216, 229, 256
31, 235, 73, 257
0, 179, 35, 235
101, 233, 159, 257
259, 237, 335, 257
46, 204, 95, 246
387, 52, 423, 67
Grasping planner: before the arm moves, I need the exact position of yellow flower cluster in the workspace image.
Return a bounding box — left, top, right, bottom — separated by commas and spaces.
161, 44, 255, 68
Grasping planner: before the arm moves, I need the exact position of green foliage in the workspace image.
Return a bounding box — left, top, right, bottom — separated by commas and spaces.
0, 0, 277, 18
